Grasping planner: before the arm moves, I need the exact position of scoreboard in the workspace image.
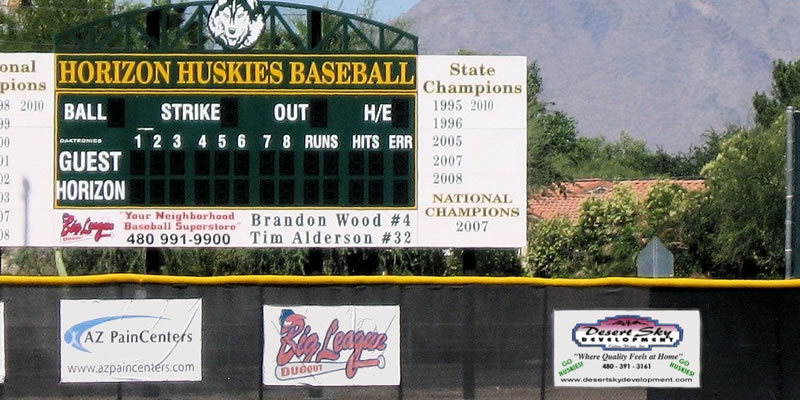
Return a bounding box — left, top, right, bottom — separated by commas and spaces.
57, 95, 415, 208
56, 54, 416, 209
1, 53, 526, 248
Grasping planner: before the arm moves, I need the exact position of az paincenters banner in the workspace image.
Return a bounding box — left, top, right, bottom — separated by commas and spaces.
553, 310, 701, 388
263, 305, 400, 386
60, 299, 202, 382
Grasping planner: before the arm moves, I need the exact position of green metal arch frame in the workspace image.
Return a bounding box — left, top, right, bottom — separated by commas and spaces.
54, 1, 418, 54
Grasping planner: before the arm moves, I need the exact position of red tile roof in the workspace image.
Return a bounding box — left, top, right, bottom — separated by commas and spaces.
528, 179, 706, 223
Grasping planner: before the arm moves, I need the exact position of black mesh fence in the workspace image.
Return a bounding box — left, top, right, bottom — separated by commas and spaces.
0, 280, 792, 399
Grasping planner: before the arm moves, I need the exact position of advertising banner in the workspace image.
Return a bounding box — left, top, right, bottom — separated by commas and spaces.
417, 55, 528, 248
263, 305, 400, 386
0, 53, 54, 247
60, 299, 202, 383
553, 310, 701, 388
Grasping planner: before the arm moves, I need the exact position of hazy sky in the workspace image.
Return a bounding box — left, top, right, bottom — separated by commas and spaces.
143, 1, 420, 22
286, 0, 420, 22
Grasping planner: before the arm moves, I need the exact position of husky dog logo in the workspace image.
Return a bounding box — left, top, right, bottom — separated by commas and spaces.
207, 0, 266, 49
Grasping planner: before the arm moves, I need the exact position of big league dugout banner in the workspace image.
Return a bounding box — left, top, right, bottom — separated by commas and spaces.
0, 276, 790, 398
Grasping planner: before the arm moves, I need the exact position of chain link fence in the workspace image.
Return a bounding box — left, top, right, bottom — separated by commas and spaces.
0, 280, 791, 399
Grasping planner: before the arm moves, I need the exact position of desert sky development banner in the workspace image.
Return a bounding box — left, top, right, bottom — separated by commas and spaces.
60, 299, 202, 383
263, 305, 400, 386
553, 309, 701, 388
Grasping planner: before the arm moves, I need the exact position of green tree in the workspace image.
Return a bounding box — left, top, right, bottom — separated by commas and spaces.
526, 61, 546, 117
572, 186, 644, 277
668, 127, 737, 177
667, 189, 715, 277
640, 181, 710, 277
375, 249, 452, 276
526, 60, 580, 192
0, 0, 138, 51
700, 121, 785, 278
551, 129, 725, 180
562, 134, 649, 179
753, 59, 800, 127
528, 110, 579, 189
526, 54, 799, 279
525, 181, 707, 278
524, 217, 575, 278
160, 248, 306, 276
527, 186, 643, 278
11, 248, 145, 275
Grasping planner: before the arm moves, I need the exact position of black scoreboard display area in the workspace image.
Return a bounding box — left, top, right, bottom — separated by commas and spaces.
55, 94, 415, 208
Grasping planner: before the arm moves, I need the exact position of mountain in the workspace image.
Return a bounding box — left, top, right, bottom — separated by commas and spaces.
403, 0, 800, 152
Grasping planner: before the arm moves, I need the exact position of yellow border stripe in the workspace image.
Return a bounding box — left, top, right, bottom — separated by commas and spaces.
0, 274, 798, 288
